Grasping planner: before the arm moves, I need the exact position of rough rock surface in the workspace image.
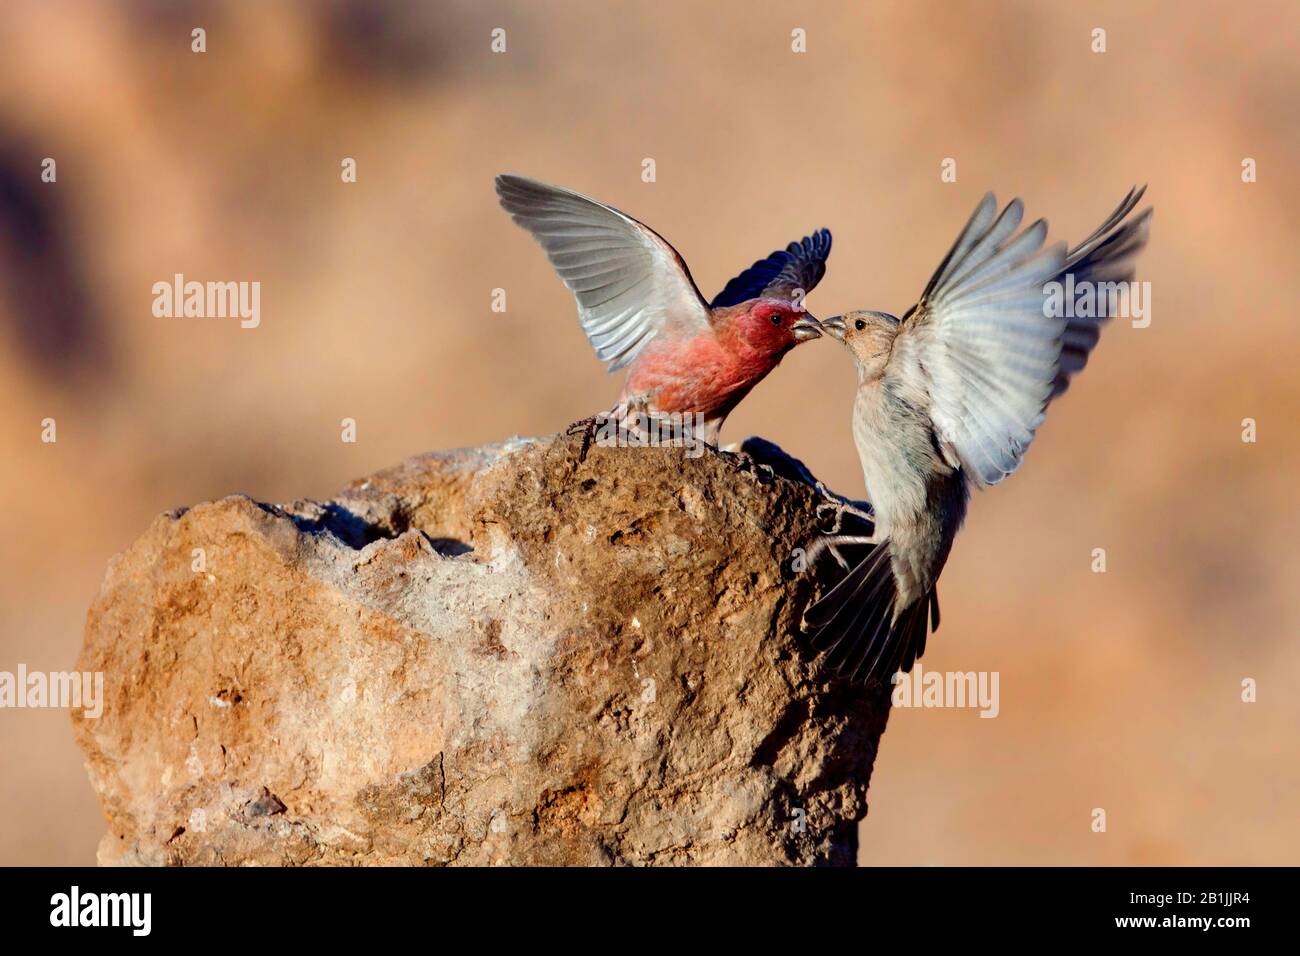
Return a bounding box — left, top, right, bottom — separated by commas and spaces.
73, 432, 890, 866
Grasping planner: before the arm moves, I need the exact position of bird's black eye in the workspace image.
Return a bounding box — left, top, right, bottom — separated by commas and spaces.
855, 319, 867, 331
770, 313, 783, 326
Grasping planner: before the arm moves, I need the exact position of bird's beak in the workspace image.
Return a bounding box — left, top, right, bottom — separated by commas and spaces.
821, 315, 847, 341
790, 315, 823, 343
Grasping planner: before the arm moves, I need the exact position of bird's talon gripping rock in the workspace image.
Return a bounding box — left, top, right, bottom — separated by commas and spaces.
815, 500, 843, 533
730, 451, 776, 484
565, 415, 601, 463
815, 497, 875, 535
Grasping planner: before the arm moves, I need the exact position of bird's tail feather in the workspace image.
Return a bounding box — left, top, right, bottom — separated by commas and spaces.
802, 541, 936, 685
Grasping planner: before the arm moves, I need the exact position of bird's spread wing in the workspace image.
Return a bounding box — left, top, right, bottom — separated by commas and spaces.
496, 174, 713, 372
1051, 187, 1151, 397
709, 229, 832, 309
889, 188, 1150, 486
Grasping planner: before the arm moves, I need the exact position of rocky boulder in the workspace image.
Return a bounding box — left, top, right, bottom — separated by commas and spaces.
73, 433, 889, 866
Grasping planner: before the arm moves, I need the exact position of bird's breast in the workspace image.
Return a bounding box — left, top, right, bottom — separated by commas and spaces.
622, 335, 780, 417
850, 382, 968, 598
850, 386, 934, 531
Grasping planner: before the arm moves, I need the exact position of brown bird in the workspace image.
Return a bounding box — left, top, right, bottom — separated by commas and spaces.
803, 187, 1152, 684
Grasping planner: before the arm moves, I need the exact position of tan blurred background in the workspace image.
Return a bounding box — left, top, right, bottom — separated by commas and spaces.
1, 0, 1297, 866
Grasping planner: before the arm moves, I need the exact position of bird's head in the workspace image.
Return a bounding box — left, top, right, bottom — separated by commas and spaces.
821, 310, 901, 378
730, 298, 823, 356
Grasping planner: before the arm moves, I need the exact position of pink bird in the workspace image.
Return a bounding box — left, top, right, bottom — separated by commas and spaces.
496, 175, 829, 445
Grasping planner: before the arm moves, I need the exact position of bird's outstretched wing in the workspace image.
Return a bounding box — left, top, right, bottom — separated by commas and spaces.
496, 174, 713, 372
709, 229, 832, 309
1051, 187, 1151, 397
889, 188, 1151, 486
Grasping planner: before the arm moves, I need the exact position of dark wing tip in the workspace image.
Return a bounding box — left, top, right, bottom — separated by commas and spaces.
494, 173, 536, 210
799, 228, 833, 268
798, 227, 833, 256
801, 227, 832, 254
495, 173, 568, 209
710, 227, 834, 309
494, 172, 528, 193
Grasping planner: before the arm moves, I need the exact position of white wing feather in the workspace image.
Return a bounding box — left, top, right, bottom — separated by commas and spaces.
496, 175, 713, 372
892, 188, 1150, 486
892, 195, 1068, 486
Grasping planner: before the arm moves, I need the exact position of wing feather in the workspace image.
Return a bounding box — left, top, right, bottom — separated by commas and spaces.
710, 228, 832, 309
496, 174, 713, 372
1051, 188, 1152, 396
891, 189, 1151, 486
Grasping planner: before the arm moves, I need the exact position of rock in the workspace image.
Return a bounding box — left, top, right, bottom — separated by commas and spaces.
73, 432, 890, 866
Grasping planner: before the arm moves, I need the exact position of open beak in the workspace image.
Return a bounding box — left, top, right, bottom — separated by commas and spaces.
790, 314, 823, 343
820, 315, 846, 341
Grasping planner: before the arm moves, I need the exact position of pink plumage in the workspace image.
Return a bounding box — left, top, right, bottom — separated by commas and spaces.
496, 175, 830, 441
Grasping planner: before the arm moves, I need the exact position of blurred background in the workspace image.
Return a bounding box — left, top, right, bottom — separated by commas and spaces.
1, 0, 1297, 866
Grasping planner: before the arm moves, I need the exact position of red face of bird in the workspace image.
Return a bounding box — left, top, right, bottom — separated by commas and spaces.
728, 298, 823, 355
820, 310, 900, 377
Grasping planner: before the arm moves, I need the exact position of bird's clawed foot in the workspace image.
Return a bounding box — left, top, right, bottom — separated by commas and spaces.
717, 439, 781, 483
800, 483, 877, 572
802, 533, 880, 572
731, 449, 776, 484
813, 481, 876, 535
565, 414, 603, 463
567, 400, 703, 464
